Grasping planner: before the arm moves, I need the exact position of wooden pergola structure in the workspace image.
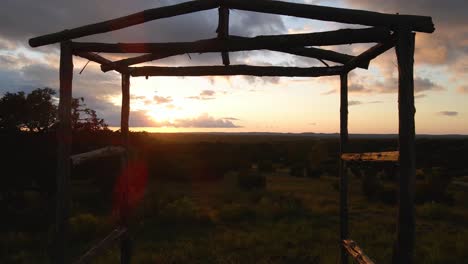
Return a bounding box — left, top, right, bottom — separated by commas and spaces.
28, 1, 434, 263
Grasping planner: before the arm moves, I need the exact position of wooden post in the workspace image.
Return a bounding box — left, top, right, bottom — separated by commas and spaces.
393, 30, 416, 264
54, 41, 73, 264
120, 73, 132, 264
339, 72, 349, 264
217, 6, 230, 65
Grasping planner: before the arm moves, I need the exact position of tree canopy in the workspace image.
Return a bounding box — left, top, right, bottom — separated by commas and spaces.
0, 88, 108, 133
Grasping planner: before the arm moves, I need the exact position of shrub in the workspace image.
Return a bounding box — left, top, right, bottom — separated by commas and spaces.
218, 203, 255, 222
237, 171, 266, 191
257, 192, 306, 219
69, 213, 104, 240
362, 170, 384, 201
418, 202, 453, 220
416, 167, 453, 204
158, 196, 210, 225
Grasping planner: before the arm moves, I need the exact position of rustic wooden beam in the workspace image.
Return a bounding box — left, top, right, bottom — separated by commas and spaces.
221, 0, 435, 33
101, 43, 365, 73
70, 146, 126, 166
54, 41, 73, 264
29, 0, 219, 47
344, 40, 396, 72
341, 151, 399, 163
342, 240, 375, 264
217, 6, 230, 65
393, 29, 416, 264
339, 73, 349, 264
120, 73, 132, 264
73, 228, 127, 264
73, 27, 393, 53
129, 65, 343, 77
74, 52, 129, 74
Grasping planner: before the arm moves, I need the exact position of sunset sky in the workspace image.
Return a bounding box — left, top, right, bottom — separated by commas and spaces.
0, 0, 466, 134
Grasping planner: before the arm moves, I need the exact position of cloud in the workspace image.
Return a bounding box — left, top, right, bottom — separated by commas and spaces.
153, 95, 173, 104
187, 90, 217, 100
457, 86, 468, 94
172, 114, 241, 128
200, 90, 215, 97
223, 117, 240, 121
438, 111, 459, 117
349, 100, 382, 106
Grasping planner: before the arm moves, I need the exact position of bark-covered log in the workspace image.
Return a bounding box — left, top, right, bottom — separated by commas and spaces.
74, 52, 130, 73
74, 228, 127, 264
101, 43, 365, 72
344, 40, 395, 72
339, 73, 349, 264
393, 29, 416, 264
55, 41, 73, 264
221, 0, 434, 33
70, 146, 126, 166
129, 65, 343, 77
29, 0, 218, 47
218, 7, 230, 65
342, 240, 375, 264
73, 27, 393, 53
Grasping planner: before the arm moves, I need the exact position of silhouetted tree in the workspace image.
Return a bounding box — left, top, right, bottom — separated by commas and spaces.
0, 88, 108, 133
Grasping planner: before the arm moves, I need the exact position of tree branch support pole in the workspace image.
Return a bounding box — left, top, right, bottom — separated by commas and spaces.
217, 6, 230, 65
339, 72, 349, 264
120, 73, 132, 264
393, 29, 416, 264
54, 41, 73, 264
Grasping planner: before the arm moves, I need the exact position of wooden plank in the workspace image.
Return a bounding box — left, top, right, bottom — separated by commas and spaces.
393, 29, 416, 264
341, 151, 399, 162
72, 28, 393, 53
29, 0, 218, 47
217, 6, 230, 65
70, 146, 126, 166
129, 65, 343, 77
55, 41, 73, 264
73, 228, 127, 264
344, 39, 396, 72
222, 0, 435, 33
100, 44, 365, 72
339, 73, 349, 264
342, 240, 375, 264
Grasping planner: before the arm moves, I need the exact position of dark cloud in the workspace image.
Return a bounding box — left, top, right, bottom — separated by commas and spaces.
200, 90, 215, 97
438, 111, 459, 117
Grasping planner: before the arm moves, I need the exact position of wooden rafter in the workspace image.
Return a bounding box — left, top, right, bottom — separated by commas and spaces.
72, 28, 392, 54
28, 0, 434, 48
29, 0, 219, 47
100, 44, 366, 73
344, 39, 396, 72
129, 65, 343, 77
221, 0, 434, 33
74, 52, 130, 74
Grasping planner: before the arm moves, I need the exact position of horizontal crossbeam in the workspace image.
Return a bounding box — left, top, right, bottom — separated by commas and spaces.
341, 151, 399, 163
28, 0, 434, 48
72, 28, 392, 54
222, 0, 434, 33
29, 0, 218, 47
129, 65, 343, 77
100, 42, 367, 73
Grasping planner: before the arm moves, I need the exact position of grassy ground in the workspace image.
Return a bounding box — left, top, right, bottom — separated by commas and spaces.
2, 173, 468, 263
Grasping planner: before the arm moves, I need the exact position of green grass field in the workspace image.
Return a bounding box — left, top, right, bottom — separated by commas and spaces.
2, 171, 468, 264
